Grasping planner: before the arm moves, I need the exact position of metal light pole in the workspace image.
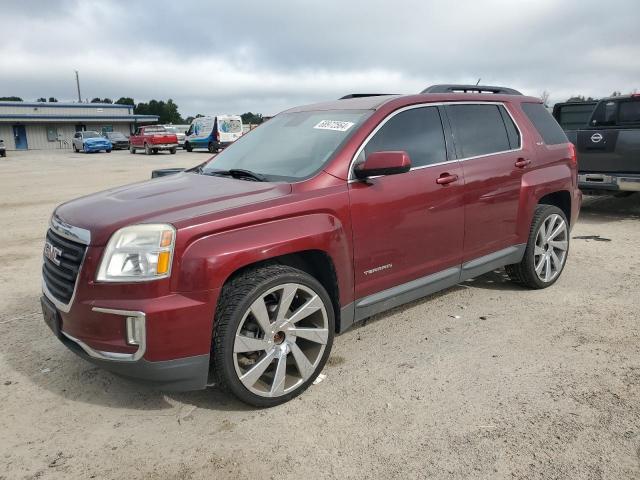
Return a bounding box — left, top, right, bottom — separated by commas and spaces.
75, 70, 82, 103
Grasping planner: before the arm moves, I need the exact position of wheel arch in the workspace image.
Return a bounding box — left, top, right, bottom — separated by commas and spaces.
174, 213, 354, 332
538, 190, 571, 224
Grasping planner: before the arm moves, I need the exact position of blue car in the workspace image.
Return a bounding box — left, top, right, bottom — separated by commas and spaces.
72, 131, 112, 153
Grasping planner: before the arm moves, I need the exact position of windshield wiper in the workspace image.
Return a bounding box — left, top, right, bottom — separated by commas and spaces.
206, 169, 267, 182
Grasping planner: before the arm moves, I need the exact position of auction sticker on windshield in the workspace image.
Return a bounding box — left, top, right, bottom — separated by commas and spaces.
314, 120, 355, 132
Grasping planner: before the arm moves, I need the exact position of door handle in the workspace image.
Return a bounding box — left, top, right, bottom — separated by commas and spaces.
515, 158, 531, 168
436, 173, 459, 185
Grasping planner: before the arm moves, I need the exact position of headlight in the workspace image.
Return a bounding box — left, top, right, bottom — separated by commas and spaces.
96, 224, 176, 282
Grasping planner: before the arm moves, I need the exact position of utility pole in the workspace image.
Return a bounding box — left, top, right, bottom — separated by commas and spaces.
75, 70, 82, 103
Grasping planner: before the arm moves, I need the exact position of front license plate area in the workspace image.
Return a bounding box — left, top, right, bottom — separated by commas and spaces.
41, 296, 61, 338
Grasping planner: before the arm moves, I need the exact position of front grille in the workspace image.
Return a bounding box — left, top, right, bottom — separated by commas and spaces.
42, 229, 87, 304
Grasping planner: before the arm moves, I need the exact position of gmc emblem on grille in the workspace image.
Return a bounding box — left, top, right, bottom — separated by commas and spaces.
44, 242, 62, 266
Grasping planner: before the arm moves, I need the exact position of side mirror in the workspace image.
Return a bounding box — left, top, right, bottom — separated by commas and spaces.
354, 151, 411, 179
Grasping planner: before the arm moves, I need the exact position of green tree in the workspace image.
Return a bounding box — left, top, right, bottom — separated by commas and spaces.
241, 112, 264, 124
37, 97, 47, 102
0, 96, 23, 101
90, 97, 102, 103
134, 99, 185, 124
115, 97, 135, 106
48, 97, 58, 102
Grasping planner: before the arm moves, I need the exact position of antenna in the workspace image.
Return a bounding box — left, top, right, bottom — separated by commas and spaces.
475, 78, 481, 85
75, 70, 82, 103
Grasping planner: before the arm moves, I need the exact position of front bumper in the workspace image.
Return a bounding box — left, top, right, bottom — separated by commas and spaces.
84, 144, 111, 152
41, 294, 211, 391
578, 173, 640, 192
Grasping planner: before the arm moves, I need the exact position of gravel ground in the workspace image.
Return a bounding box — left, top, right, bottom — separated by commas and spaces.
1, 149, 639, 480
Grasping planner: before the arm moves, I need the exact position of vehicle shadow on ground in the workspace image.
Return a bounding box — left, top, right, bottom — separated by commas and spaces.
1, 296, 252, 413
578, 193, 640, 226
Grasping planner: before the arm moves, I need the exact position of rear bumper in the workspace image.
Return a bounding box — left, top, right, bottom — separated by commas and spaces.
150, 143, 178, 150
578, 173, 640, 192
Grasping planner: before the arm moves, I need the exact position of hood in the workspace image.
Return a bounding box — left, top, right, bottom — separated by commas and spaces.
55, 173, 292, 245
84, 137, 110, 144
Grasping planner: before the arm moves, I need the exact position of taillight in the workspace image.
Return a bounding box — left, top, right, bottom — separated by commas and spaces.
568, 143, 577, 167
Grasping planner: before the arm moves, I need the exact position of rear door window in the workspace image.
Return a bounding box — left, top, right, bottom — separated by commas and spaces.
521, 103, 568, 145
447, 104, 511, 157
363, 106, 447, 168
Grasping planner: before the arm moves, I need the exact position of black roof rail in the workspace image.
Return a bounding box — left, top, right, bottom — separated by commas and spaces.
339, 93, 396, 99
422, 84, 523, 95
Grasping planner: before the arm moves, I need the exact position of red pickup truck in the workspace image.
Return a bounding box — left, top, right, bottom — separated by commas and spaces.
42, 84, 581, 406
129, 125, 178, 155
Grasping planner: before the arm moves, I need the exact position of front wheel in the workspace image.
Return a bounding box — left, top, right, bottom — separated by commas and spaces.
185, 142, 192, 152
506, 205, 570, 289
170, 147, 177, 154
106, 149, 111, 153
73, 144, 78, 153
212, 265, 335, 407
207, 142, 216, 153
130, 146, 136, 154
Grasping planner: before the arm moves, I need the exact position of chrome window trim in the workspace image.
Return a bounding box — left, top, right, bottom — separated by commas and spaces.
50, 214, 91, 245
61, 308, 146, 362
347, 101, 524, 180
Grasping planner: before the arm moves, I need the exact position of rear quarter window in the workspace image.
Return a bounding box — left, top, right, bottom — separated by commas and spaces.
521, 103, 568, 145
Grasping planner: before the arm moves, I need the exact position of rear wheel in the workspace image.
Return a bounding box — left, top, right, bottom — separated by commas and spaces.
129, 146, 136, 154
170, 147, 177, 154
106, 149, 111, 153
212, 265, 334, 407
73, 144, 78, 153
506, 205, 569, 289
207, 142, 216, 153
185, 142, 192, 152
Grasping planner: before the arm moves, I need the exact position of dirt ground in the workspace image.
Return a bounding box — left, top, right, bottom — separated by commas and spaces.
1, 149, 639, 480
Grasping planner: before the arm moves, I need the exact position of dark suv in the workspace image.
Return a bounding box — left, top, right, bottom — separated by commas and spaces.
41, 84, 581, 406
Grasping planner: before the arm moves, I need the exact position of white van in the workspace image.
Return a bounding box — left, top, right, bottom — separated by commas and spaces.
184, 115, 243, 153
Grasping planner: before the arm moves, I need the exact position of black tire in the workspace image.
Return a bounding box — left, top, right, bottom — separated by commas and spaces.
185, 142, 192, 152
106, 149, 111, 153
207, 142, 216, 153
506, 204, 570, 289
73, 144, 78, 153
212, 264, 335, 407
170, 147, 177, 154
130, 146, 136, 154
152, 148, 158, 154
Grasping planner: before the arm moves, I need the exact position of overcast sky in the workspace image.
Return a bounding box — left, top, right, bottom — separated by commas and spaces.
2, 0, 639, 117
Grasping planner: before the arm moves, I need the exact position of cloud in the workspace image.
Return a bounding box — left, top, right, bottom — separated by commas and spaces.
1, 0, 639, 116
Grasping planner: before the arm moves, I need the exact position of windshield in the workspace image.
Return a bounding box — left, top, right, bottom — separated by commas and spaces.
201, 110, 370, 181
83, 131, 100, 138
107, 132, 126, 139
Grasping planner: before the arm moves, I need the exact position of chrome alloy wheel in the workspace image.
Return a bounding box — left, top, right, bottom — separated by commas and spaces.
233, 283, 329, 398
534, 213, 568, 283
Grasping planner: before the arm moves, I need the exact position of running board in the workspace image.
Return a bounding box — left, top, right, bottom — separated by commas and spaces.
339, 244, 526, 332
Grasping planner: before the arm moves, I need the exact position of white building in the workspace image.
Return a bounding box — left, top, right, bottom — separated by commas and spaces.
0, 101, 158, 150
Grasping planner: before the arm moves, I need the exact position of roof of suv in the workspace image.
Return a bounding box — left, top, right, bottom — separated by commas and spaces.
286, 92, 541, 113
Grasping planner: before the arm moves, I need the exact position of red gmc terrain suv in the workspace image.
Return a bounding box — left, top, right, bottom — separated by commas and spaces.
41, 84, 581, 406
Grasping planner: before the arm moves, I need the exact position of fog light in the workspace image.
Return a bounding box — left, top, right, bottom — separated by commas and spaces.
126, 316, 144, 346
